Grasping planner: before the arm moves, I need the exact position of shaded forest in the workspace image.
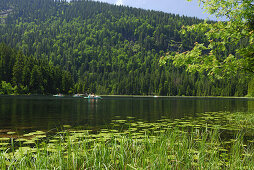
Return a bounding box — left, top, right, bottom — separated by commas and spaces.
0, 0, 249, 96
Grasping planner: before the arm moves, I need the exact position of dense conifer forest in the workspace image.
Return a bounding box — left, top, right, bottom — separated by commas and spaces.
0, 0, 249, 96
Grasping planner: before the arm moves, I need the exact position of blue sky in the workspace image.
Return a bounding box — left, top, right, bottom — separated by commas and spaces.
89, 0, 219, 20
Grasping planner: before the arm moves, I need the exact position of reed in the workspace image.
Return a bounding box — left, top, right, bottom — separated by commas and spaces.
0, 128, 253, 169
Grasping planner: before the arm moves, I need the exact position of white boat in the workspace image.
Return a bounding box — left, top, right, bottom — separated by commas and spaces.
53, 94, 64, 97
73, 94, 84, 98
84, 95, 102, 99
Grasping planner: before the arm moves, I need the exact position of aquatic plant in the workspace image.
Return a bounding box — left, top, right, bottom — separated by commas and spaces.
0, 112, 253, 169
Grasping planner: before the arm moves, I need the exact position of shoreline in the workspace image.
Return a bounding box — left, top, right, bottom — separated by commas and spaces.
100, 94, 254, 100
0, 94, 253, 100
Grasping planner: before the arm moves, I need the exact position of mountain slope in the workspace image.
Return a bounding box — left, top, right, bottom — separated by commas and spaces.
0, 0, 248, 96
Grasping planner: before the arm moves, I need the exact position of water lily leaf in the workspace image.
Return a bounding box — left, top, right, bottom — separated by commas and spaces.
23, 140, 35, 145
63, 125, 71, 128
7, 132, 16, 135
49, 139, 59, 143
126, 116, 135, 119
23, 133, 35, 137
34, 131, 46, 135
15, 138, 27, 142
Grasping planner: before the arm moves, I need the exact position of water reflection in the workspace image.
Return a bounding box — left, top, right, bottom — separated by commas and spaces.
0, 96, 253, 130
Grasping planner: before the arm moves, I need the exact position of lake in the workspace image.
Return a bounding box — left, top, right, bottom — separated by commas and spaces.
0, 96, 253, 131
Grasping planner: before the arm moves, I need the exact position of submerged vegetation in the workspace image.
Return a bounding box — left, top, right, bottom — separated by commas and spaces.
1, 111, 254, 169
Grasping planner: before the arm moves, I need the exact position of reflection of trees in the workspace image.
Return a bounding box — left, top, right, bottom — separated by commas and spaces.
248, 101, 254, 112
0, 97, 253, 131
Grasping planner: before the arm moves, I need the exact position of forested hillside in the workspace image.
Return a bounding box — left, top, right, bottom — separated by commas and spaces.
0, 43, 73, 94
0, 0, 248, 96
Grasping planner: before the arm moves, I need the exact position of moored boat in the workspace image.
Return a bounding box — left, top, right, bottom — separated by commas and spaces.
53, 94, 64, 97
84, 95, 102, 99
73, 94, 84, 97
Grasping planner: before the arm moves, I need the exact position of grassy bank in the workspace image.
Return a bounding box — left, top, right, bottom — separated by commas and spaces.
1, 112, 254, 169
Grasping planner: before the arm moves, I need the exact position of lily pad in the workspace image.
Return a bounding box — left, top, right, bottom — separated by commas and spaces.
49, 139, 59, 143
15, 138, 28, 142
23, 133, 35, 137
34, 131, 46, 135
63, 125, 71, 128
23, 140, 35, 145
34, 135, 46, 139
7, 132, 16, 135
0, 137, 10, 141
126, 116, 135, 119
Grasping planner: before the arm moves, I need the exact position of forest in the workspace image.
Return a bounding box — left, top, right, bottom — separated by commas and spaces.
0, 0, 250, 96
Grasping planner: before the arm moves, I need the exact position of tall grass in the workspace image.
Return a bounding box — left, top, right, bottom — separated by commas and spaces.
1, 126, 254, 169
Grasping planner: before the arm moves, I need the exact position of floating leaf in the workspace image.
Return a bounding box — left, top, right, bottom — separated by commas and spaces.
0, 138, 10, 141
23, 140, 35, 145
126, 116, 135, 119
15, 138, 27, 142
7, 132, 16, 135
23, 133, 35, 137
63, 125, 71, 128
34, 131, 46, 135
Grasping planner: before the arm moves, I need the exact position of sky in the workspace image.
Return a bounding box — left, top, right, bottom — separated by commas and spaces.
89, 0, 220, 20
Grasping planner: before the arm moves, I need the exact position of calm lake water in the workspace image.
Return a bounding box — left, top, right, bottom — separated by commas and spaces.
0, 96, 253, 131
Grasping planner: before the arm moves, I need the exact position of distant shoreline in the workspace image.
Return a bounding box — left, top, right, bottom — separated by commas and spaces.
0, 94, 253, 100
100, 95, 254, 100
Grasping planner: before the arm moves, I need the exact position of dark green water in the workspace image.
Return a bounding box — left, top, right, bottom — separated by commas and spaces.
0, 96, 253, 130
